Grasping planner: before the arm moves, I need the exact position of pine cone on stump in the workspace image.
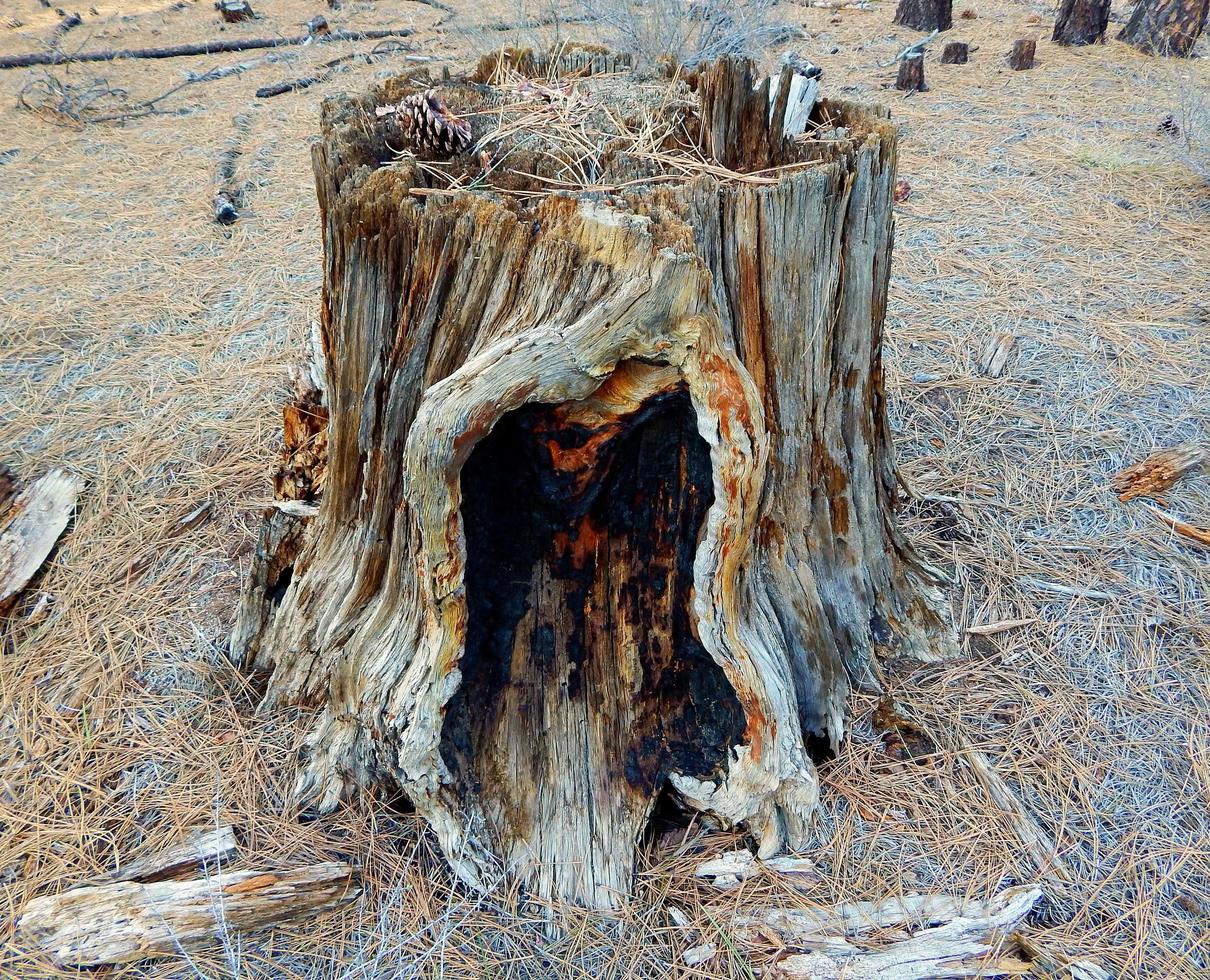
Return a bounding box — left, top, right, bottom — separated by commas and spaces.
394, 89, 472, 158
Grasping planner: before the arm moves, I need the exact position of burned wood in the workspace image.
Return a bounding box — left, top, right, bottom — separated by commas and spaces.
16, 862, 359, 967
0, 26, 414, 70
1009, 38, 1037, 69
893, 0, 953, 32
940, 40, 969, 63
0, 469, 84, 615
896, 53, 927, 92
1052, 0, 1111, 45
1118, 0, 1209, 56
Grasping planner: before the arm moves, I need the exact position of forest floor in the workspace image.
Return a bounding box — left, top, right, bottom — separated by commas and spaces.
1, 0, 1207, 977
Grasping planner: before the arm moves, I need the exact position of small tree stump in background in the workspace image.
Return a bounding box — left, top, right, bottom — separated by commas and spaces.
1118, 0, 1209, 56
234, 53, 955, 912
216, 0, 254, 23
893, 0, 954, 31
1052, 0, 1111, 45
896, 52, 928, 90
940, 41, 969, 63
1009, 39, 1037, 69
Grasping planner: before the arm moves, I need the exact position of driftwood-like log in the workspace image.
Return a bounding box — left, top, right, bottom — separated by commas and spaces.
16, 862, 359, 967
763, 885, 1043, 979
233, 56, 955, 911
0, 27, 414, 70
940, 40, 969, 63
1008, 39, 1037, 69
1118, 0, 1209, 55
1052, 0, 1111, 45
896, 53, 928, 91
0, 469, 83, 615
893, 0, 953, 31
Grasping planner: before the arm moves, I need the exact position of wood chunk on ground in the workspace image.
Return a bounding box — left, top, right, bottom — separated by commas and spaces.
979, 331, 1017, 377
17, 862, 359, 967
0, 469, 84, 614
89, 825, 239, 885
1111, 444, 1207, 502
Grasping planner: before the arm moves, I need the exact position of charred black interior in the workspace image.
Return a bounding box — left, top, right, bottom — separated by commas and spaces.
443, 385, 745, 841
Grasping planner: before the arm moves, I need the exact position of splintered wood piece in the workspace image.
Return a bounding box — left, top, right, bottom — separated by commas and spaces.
764, 885, 1043, 979
1008, 39, 1037, 69
1052, 0, 1111, 45
1118, 0, 1209, 56
940, 40, 969, 63
90, 825, 239, 884
893, 0, 954, 32
896, 53, 928, 91
978, 331, 1017, 377
234, 55, 956, 912
1111, 444, 1207, 502
16, 862, 358, 967
0, 469, 83, 614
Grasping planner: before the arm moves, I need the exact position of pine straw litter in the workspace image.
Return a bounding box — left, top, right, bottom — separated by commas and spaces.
0, 0, 1208, 977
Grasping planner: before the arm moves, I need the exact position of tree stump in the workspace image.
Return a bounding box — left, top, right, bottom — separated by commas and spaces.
896, 53, 929, 90
1118, 0, 1209, 55
1052, 0, 1111, 45
893, 0, 954, 31
940, 41, 969, 63
1009, 39, 1037, 69
233, 55, 955, 911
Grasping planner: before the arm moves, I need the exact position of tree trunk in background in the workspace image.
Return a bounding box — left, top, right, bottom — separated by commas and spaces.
894, 0, 954, 32
233, 56, 955, 912
1053, 0, 1112, 44
1118, 0, 1209, 54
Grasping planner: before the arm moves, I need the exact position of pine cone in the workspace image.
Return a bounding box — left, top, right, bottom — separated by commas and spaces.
396, 89, 472, 158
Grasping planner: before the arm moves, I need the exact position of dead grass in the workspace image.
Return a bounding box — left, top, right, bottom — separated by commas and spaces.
0, 0, 1208, 977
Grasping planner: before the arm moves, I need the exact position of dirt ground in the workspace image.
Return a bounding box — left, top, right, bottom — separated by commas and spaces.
1, 1, 1207, 977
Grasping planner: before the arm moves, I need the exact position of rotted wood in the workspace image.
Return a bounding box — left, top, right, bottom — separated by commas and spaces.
893, 0, 953, 32
940, 41, 969, 63
1052, 0, 1111, 45
896, 53, 928, 91
1117, 0, 1209, 56
1009, 39, 1037, 69
234, 55, 955, 911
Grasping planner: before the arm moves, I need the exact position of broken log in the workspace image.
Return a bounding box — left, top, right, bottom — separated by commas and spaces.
0, 469, 83, 615
896, 53, 928, 91
893, 0, 953, 32
16, 862, 358, 967
90, 825, 239, 884
1111, 444, 1207, 501
1118, 0, 1209, 56
940, 40, 969, 63
1008, 38, 1037, 69
1052, 0, 1111, 45
0, 27, 414, 70
763, 885, 1042, 979
233, 55, 955, 912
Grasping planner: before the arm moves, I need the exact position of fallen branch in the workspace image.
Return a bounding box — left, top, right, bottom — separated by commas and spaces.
213, 113, 253, 223
880, 28, 941, 67
255, 51, 363, 98
17, 862, 360, 967
765, 885, 1043, 979
0, 469, 84, 614
0, 27, 414, 70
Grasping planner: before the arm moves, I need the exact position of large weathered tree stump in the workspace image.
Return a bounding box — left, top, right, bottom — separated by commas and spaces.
1118, 0, 1209, 55
893, 0, 953, 32
1052, 0, 1112, 45
233, 55, 955, 911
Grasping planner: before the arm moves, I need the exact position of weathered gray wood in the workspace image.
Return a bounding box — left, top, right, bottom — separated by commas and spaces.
1118, 0, 1209, 55
0, 469, 83, 614
90, 824, 239, 884
234, 56, 955, 911
17, 862, 359, 967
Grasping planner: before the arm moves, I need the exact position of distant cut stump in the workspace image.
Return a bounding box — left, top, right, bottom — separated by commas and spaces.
1009, 39, 1037, 69
233, 56, 955, 911
896, 53, 929, 90
940, 41, 969, 63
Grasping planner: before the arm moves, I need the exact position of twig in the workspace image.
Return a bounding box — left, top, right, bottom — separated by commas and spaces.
0, 27, 415, 70
1139, 502, 1210, 550
1020, 577, 1113, 601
